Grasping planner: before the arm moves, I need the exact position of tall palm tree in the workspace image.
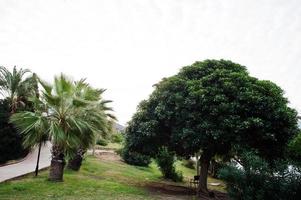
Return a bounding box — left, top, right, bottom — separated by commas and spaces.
67, 82, 115, 171
0, 66, 33, 113
11, 74, 107, 181
0, 66, 44, 175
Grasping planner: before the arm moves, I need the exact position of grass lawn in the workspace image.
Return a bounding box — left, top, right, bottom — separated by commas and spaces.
95, 143, 123, 150
0, 153, 225, 200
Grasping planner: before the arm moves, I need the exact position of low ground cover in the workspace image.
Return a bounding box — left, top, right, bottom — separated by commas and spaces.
0, 152, 225, 200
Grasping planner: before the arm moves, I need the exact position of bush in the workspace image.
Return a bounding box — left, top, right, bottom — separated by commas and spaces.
219, 151, 301, 200
0, 99, 28, 164
122, 145, 151, 166
111, 133, 124, 143
115, 147, 123, 156
182, 159, 196, 169
156, 147, 183, 182
96, 138, 108, 146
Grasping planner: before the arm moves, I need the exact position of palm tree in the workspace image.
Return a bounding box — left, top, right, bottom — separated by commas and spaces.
67, 82, 115, 171
10, 97, 49, 176
11, 74, 107, 181
0, 66, 44, 175
0, 66, 33, 113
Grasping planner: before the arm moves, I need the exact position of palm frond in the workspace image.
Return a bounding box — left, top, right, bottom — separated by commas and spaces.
10, 111, 48, 148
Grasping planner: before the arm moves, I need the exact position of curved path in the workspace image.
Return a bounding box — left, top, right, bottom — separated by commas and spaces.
0, 142, 51, 182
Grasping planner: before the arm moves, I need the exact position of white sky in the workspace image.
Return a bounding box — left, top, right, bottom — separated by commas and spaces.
0, 0, 300, 125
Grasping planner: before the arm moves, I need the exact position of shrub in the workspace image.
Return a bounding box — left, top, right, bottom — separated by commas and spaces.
182, 159, 196, 169
219, 151, 301, 200
96, 138, 108, 146
111, 133, 124, 143
122, 145, 151, 166
115, 147, 123, 156
0, 99, 28, 164
156, 147, 183, 182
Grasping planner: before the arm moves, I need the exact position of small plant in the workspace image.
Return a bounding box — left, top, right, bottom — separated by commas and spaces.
96, 138, 108, 146
122, 145, 151, 166
156, 147, 183, 182
182, 159, 196, 169
111, 133, 124, 143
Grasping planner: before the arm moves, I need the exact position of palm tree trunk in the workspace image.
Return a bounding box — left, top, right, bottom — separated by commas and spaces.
49, 145, 65, 181
67, 149, 85, 171
35, 142, 42, 176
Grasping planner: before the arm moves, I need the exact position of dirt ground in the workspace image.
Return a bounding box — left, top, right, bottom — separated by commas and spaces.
94, 150, 229, 200
94, 150, 122, 162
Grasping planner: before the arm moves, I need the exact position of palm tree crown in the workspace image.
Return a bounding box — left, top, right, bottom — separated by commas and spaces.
0, 66, 35, 113
10, 74, 113, 181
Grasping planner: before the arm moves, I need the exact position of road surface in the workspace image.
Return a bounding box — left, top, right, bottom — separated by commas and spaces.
0, 142, 51, 182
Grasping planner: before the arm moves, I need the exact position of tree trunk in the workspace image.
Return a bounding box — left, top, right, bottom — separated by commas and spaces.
48, 145, 65, 182
92, 137, 97, 156
209, 159, 218, 178
196, 152, 200, 176
198, 151, 213, 195
34, 142, 42, 176
92, 145, 95, 156
67, 149, 85, 171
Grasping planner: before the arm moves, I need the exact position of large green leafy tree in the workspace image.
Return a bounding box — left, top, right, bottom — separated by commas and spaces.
11, 74, 110, 181
124, 60, 299, 194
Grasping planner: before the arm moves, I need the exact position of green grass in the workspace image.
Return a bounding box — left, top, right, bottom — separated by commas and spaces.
0, 156, 160, 200
0, 156, 225, 200
95, 143, 123, 150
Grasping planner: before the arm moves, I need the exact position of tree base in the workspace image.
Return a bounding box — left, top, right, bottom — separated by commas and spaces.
67, 154, 82, 171
48, 159, 65, 181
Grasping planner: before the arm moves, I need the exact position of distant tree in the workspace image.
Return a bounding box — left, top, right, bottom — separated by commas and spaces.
124, 60, 299, 194
0, 66, 35, 113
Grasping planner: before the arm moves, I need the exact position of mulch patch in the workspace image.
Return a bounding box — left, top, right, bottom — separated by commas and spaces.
144, 182, 195, 196
144, 182, 229, 200
198, 191, 229, 200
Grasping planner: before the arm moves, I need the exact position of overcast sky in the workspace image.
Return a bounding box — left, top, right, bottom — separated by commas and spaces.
0, 0, 300, 125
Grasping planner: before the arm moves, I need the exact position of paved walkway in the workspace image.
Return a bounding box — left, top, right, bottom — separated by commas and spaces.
0, 142, 52, 182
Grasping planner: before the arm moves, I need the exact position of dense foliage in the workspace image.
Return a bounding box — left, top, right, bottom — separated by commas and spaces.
0, 66, 37, 113
289, 131, 301, 156
124, 59, 300, 192
96, 138, 108, 146
122, 144, 151, 166
111, 133, 124, 143
0, 66, 37, 164
219, 151, 301, 200
0, 99, 28, 164
155, 147, 183, 182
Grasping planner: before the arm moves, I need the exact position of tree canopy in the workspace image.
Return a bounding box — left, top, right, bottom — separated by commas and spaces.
124, 59, 300, 193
